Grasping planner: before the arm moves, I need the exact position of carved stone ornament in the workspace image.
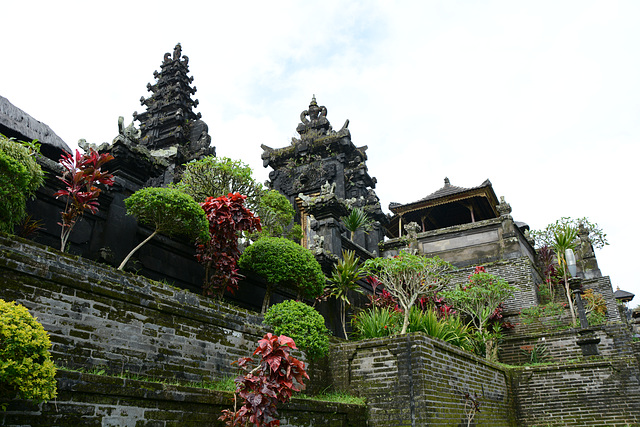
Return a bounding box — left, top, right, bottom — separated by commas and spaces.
497, 196, 512, 216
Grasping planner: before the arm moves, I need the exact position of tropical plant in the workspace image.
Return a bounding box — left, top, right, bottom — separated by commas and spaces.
440, 267, 517, 360
328, 250, 364, 339
263, 300, 330, 361
365, 276, 400, 311
362, 252, 453, 334
197, 193, 261, 298
177, 156, 263, 209
341, 207, 373, 241
54, 148, 114, 251
238, 237, 325, 313
219, 333, 308, 427
552, 226, 578, 325
530, 216, 607, 250
351, 307, 402, 339
582, 288, 607, 326
252, 189, 302, 241
537, 246, 560, 303
407, 307, 474, 352
0, 299, 57, 409
119, 187, 208, 270
0, 135, 44, 234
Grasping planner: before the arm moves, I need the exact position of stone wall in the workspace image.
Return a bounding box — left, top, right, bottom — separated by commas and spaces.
447, 257, 541, 313
500, 323, 635, 365
0, 233, 266, 383
329, 333, 518, 427
512, 357, 640, 426
1, 370, 367, 427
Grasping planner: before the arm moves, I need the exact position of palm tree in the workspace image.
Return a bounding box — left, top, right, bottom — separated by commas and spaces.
552, 227, 578, 325
329, 250, 364, 339
341, 207, 373, 241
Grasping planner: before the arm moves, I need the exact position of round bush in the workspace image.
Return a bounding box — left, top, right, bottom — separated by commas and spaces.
0, 299, 57, 403
263, 300, 330, 361
0, 136, 44, 233
238, 237, 325, 299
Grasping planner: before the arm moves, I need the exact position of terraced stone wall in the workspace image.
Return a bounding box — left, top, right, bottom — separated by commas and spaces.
329, 333, 518, 427
512, 357, 640, 426
0, 233, 266, 383
1, 371, 367, 427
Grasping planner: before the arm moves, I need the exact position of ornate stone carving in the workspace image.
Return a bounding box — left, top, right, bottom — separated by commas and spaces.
497, 196, 512, 216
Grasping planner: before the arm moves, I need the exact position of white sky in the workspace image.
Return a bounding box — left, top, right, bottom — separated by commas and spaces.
3, 1, 639, 308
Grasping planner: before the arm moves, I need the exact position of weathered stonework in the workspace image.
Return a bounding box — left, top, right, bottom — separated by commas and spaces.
1, 370, 367, 427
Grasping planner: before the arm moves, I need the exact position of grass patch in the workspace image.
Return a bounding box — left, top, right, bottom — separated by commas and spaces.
298, 391, 365, 405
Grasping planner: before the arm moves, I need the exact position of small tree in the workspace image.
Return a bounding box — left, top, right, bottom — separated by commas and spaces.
328, 250, 364, 340
440, 267, 517, 360
238, 237, 325, 313
119, 187, 208, 270
54, 149, 114, 251
197, 193, 261, 298
0, 135, 44, 234
263, 300, 330, 360
341, 207, 373, 241
552, 226, 579, 325
177, 156, 263, 209
0, 299, 57, 409
253, 189, 302, 241
363, 252, 453, 335
219, 333, 308, 427
530, 216, 608, 250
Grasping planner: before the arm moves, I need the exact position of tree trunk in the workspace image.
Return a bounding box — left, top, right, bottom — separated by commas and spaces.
261, 285, 273, 314
563, 272, 577, 325
118, 230, 158, 270
341, 301, 349, 340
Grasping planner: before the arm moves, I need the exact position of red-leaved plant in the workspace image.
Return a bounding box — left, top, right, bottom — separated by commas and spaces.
219, 333, 309, 427
197, 193, 261, 298
54, 149, 114, 251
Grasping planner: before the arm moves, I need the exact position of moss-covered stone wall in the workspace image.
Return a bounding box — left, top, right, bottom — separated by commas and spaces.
1, 370, 367, 426
512, 357, 640, 426
0, 233, 266, 383
329, 333, 518, 427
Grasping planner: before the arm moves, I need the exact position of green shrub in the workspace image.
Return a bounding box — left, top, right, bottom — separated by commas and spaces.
263, 300, 330, 361
0, 135, 44, 233
253, 190, 302, 241
238, 237, 325, 312
0, 299, 57, 407
351, 307, 402, 339
120, 187, 208, 270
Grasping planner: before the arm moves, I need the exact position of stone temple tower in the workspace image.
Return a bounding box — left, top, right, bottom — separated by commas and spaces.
261, 96, 387, 259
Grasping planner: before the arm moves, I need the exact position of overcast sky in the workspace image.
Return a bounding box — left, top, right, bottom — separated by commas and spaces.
3, 1, 639, 308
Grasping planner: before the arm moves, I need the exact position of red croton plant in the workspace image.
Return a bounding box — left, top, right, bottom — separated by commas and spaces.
220, 333, 309, 427
54, 149, 114, 251
196, 193, 261, 298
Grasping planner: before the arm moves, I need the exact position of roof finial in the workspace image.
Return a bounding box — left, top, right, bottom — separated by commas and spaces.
444, 177, 450, 186
310, 94, 317, 106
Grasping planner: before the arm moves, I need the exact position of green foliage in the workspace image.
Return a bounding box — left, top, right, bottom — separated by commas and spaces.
531, 216, 608, 250
407, 307, 474, 352
328, 250, 364, 339
440, 270, 517, 335
125, 187, 208, 240
351, 306, 474, 351
521, 343, 550, 364
263, 300, 330, 361
362, 252, 453, 334
519, 302, 566, 329
583, 289, 607, 326
351, 307, 401, 339
253, 190, 302, 240
0, 299, 57, 406
341, 207, 373, 240
177, 156, 263, 208
120, 187, 208, 270
239, 237, 325, 312
0, 135, 44, 234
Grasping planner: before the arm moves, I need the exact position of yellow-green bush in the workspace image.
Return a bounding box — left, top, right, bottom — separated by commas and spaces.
0, 135, 44, 233
0, 299, 57, 406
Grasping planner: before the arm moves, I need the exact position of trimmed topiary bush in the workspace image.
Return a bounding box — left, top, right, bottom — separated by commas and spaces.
238, 237, 325, 313
0, 135, 44, 234
263, 300, 330, 361
0, 299, 57, 408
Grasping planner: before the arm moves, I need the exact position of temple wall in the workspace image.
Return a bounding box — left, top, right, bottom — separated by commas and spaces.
329, 333, 518, 427
512, 357, 640, 426
1, 371, 366, 427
